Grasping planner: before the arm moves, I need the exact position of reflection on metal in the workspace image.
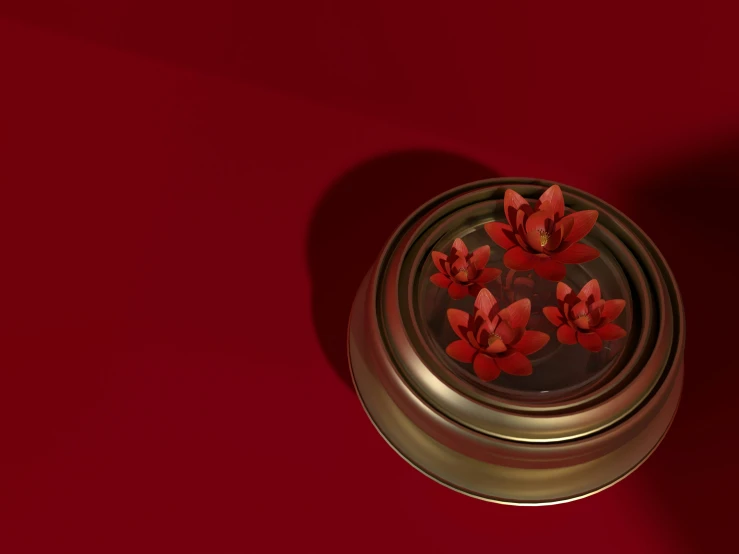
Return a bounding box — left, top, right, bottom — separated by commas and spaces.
347, 178, 684, 505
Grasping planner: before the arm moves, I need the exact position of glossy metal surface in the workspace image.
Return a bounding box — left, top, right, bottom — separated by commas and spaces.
347, 178, 685, 504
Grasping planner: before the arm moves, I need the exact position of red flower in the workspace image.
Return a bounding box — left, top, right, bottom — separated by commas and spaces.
484, 186, 600, 281
445, 289, 550, 381
430, 238, 502, 299
543, 279, 627, 352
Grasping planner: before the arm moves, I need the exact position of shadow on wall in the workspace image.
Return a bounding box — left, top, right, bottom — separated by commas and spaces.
607, 135, 739, 553
307, 150, 497, 389
307, 141, 738, 550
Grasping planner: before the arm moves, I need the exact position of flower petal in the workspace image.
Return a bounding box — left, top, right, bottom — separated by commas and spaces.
475, 267, 502, 284
555, 216, 574, 241
447, 309, 471, 340
514, 231, 529, 250
450, 258, 469, 281
484, 222, 517, 250
543, 306, 565, 326
474, 288, 498, 317
498, 298, 531, 329
557, 325, 577, 344
493, 320, 517, 344
577, 279, 601, 303
589, 299, 605, 311
571, 300, 589, 318
538, 200, 552, 212
574, 315, 591, 330
602, 299, 626, 321
448, 282, 469, 299
513, 330, 550, 355
526, 229, 546, 252
588, 300, 605, 326
503, 246, 537, 270
545, 227, 564, 251
496, 351, 533, 376
559, 210, 598, 243
467, 330, 481, 349
595, 323, 627, 341
534, 258, 567, 281
577, 331, 603, 352
485, 337, 508, 354
539, 185, 565, 219
431, 251, 448, 274
430, 273, 452, 288
446, 340, 477, 363
551, 243, 600, 264
504, 189, 529, 226
473, 353, 501, 381
525, 208, 554, 234
515, 209, 529, 240
556, 281, 573, 302
562, 300, 572, 321
475, 319, 495, 347
451, 238, 468, 257
470, 245, 491, 269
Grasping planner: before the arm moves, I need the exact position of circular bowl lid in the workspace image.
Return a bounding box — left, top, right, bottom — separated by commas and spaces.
348, 178, 684, 504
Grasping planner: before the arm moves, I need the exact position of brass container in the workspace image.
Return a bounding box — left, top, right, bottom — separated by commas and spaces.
347, 178, 684, 505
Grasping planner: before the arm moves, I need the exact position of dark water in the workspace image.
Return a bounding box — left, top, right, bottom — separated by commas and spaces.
418, 223, 633, 400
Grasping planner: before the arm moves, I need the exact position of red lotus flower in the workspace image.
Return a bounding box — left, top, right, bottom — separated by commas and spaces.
484, 186, 600, 281
445, 289, 550, 381
430, 238, 502, 299
543, 279, 626, 352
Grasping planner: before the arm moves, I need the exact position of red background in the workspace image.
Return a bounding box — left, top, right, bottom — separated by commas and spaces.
1, 2, 737, 552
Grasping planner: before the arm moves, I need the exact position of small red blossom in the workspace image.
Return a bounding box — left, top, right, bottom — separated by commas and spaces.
430, 238, 501, 299
484, 185, 600, 281
543, 279, 627, 352
445, 288, 550, 381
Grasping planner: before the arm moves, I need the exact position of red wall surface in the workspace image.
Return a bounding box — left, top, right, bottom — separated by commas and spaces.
0, 2, 737, 552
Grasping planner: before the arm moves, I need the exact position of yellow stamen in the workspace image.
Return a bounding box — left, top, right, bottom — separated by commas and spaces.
487, 334, 501, 347
539, 231, 550, 248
